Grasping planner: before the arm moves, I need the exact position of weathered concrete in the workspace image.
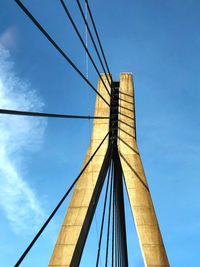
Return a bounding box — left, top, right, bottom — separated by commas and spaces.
118, 73, 169, 267
49, 75, 111, 267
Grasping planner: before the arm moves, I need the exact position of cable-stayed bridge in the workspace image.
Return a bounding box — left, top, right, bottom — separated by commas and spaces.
1, 1, 170, 266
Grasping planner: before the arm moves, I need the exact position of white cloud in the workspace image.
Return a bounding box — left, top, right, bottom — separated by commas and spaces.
0, 26, 18, 50
0, 45, 47, 234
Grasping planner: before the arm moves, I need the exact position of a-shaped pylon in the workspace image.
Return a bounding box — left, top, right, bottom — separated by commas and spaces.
49, 73, 169, 267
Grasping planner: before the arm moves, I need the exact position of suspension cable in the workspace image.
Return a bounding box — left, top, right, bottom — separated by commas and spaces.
15, 0, 110, 107
76, 0, 112, 88
114, 157, 129, 267
95, 160, 112, 267
0, 108, 109, 120
105, 160, 114, 267
115, 184, 119, 267
14, 131, 110, 267
60, 0, 111, 97
111, 162, 115, 267
85, 0, 112, 79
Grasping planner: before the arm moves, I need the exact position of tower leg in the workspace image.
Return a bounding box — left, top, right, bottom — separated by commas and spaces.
118, 73, 170, 267
49, 75, 111, 267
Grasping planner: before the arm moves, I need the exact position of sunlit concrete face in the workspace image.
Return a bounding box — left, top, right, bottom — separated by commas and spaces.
49, 73, 169, 267
118, 73, 169, 267
48, 75, 111, 267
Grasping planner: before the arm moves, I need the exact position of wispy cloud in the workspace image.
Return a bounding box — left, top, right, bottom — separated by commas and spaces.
0, 45, 47, 234
0, 26, 18, 50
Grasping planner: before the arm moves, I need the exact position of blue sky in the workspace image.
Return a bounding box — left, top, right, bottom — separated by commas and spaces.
0, 0, 200, 266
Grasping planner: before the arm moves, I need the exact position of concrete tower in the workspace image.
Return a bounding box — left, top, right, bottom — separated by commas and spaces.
49, 73, 169, 267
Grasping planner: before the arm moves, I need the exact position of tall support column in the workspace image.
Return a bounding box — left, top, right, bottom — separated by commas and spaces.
118, 73, 169, 266
49, 73, 169, 267
49, 75, 111, 267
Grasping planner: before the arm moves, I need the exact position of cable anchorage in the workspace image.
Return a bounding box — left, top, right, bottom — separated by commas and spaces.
109, 82, 120, 147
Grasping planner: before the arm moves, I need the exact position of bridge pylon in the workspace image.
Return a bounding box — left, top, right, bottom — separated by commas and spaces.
49, 73, 169, 267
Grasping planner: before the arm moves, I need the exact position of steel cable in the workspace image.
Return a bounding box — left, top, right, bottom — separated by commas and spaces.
60, 0, 111, 97
14, 131, 110, 267
0, 108, 109, 120
76, 0, 112, 88
85, 0, 112, 79
15, 0, 110, 107
95, 160, 112, 267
